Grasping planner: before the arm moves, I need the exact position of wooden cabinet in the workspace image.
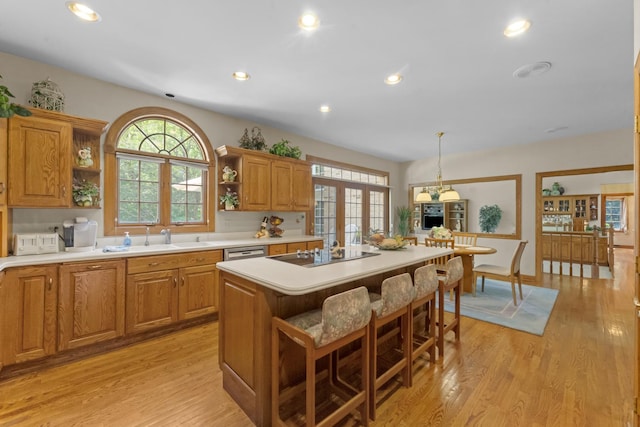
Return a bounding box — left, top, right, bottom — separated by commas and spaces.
0, 264, 58, 367
126, 250, 222, 334
58, 260, 126, 351
6, 108, 107, 208
0, 118, 9, 257
268, 239, 324, 255
542, 194, 599, 228
215, 145, 312, 212
444, 200, 468, 232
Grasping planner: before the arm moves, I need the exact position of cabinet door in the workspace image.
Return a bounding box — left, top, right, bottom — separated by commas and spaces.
291, 163, 312, 211
58, 260, 126, 350
271, 160, 293, 211
306, 240, 324, 250
242, 154, 271, 211
0, 265, 58, 366
126, 269, 179, 334
0, 119, 8, 257
8, 115, 72, 207
286, 242, 307, 253
179, 264, 218, 319
269, 243, 287, 255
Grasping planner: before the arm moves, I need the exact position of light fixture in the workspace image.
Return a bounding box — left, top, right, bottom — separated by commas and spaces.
66, 1, 101, 22
319, 105, 331, 113
298, 13, 320, 31
232, 71, 250, 81
384, 73, 403, 85
504, 19, 531, 37
414, 131, 460, 203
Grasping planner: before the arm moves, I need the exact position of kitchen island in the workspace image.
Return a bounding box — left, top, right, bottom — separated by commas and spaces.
216, 244, 451, 426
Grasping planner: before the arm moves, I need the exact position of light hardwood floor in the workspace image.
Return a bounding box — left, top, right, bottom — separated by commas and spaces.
0, 250, 634, 426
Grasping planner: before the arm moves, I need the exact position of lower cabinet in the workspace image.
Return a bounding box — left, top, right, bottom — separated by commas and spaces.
0, 264, 58, 366
58, 260, 126, 351
126, 250, 221, 334
268, 239, 324, 255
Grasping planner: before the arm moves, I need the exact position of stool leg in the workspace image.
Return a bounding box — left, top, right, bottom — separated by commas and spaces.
403, 308, 412, 388
368, 319, 377, 421
306, 350, 315, 427
454, 280, 461, 340
428, 299, 436, 362
438, 284, 445, 358
271, 326, 281, 425
361, 329, 370, 427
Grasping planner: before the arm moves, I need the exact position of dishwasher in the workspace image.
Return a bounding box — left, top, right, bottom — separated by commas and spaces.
223, 245, 268, 261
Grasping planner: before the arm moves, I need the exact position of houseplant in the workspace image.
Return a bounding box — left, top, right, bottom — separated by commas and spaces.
479, 204, 502, 233
72, 179, 100, 207
219, 187, 239, 210
0, 75, 31, 118
269, 139, 301, 159
396, 206, 412, 237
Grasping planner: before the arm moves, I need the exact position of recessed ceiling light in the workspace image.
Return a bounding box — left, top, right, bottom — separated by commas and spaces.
232, 71, 250, 81
66, 2, 101, 22
504, 19, 531, 37
384, 73, 403, 85
298, 13, 320, 31
513, 61, 552, 78
319, 105, 331, 113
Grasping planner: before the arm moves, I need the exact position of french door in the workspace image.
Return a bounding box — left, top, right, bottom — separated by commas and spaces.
313, 179, 388, 249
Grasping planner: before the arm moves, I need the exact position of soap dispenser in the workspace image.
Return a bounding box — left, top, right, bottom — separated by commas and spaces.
123, 232, 132, 247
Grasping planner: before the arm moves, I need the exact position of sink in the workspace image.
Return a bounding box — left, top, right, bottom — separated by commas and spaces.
171, 241, 213, 248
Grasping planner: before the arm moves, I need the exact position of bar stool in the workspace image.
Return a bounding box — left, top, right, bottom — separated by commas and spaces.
271, 286, 372, 427
368, 273, 415, 420
410, 264, 438, 372
437, 256, 463, 358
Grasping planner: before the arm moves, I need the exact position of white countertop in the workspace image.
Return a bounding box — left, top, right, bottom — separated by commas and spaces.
0, 235, 322, 271
217, 244, 452, 295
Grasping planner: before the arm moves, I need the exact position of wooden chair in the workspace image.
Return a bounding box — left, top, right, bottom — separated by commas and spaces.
437, 256, 463, 358
368, 273, 415, 420
403, 236, 418, 246
272, 286, 372, 427
424, 237, 455, 272
410, 264, 438, 372
452, 232, 477, 247
472, 241, 528, 305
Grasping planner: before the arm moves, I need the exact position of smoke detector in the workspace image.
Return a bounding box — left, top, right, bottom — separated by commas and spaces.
513, 61, 552, 78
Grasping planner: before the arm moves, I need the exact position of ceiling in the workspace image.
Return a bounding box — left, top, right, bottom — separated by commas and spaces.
0, 1, 634, 162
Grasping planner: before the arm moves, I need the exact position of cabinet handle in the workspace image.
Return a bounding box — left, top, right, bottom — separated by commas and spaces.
148, 262, 159, 266
181, 277, 185, 287
88, 265, 101, 269
48, 277, 52, 291
62, 185, 66, 197
196, 257, 205, 262
173, 277, 177, 288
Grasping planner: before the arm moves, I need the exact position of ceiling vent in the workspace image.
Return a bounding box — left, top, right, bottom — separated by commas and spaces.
513, 61, 552, 78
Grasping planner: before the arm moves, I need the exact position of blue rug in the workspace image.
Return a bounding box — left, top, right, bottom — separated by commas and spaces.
443, 279, 559, 336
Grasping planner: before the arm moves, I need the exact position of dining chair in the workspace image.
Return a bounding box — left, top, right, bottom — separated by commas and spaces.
452, 232, 477, 247
403, 236, 418, 246
271, 286, 372, 427
424, 237, 455, 273
472, 240, 528, 305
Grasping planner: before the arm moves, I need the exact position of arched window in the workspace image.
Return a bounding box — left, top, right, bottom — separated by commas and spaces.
104, 107, 214, 236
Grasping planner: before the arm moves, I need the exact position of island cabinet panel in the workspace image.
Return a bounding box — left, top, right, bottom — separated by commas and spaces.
179, 264, 218, 319
126, 269, 179, 334
242, 154, 271, 211
0, 265, 58, 366
58, 260, 126, 351
7, 115, 72, 207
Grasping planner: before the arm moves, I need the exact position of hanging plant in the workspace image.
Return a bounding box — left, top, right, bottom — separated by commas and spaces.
479, 204, 502, 233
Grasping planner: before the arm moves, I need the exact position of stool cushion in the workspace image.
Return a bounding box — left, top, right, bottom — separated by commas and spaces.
285, 287, 371, 348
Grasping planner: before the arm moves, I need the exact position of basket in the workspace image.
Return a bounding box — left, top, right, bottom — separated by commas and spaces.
29, 78, 65, 112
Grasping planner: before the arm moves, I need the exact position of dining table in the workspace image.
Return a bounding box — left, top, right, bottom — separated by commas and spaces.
453, 244, 497, 294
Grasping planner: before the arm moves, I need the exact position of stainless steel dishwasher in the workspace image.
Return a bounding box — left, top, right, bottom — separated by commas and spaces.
223, 245, 268, 261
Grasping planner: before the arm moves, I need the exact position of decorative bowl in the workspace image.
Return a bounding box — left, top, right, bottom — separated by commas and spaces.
371, 240, 409, 250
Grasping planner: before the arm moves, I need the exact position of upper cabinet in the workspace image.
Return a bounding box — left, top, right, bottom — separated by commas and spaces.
6, 108, 108, 208
215, 145, 312, 212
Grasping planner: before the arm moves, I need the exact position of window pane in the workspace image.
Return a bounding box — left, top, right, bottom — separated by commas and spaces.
314, 184, 337, 249
344, 187, 363, 245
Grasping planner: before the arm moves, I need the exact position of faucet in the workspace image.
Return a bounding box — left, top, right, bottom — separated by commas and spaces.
144, 227, 150, 246
160, 228, 171, 244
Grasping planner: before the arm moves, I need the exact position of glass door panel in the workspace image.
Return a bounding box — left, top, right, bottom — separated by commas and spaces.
314, 183, 337, 249
344, 187, 363, 245
369, 190, 385, 235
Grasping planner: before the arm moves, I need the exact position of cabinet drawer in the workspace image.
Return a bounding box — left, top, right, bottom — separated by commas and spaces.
127, 250, 222, 274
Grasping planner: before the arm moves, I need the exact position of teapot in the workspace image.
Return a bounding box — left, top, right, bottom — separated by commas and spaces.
222, 166, 238, 182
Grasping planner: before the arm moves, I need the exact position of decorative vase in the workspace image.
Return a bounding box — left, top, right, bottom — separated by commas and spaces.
225, 202, 235, 210
222, 166, 237, 182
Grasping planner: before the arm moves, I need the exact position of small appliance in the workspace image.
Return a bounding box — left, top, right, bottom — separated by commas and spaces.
62, 217, 98, 252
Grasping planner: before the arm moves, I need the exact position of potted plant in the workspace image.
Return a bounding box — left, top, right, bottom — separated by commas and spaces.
0, 75, 31, 118
72, 179, 100, 207
269, 138, 301, 159
396, 206, 412, 237
219, 187, 239, 210
479, 204, 502, 233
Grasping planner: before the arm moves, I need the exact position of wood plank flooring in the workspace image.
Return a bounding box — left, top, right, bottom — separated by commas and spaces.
0, 250, 634, 426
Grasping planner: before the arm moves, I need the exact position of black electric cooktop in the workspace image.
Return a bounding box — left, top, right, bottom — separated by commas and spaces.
269, 247, 380, 268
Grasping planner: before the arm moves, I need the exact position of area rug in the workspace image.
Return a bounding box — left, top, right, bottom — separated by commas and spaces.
443, 279, 559, 336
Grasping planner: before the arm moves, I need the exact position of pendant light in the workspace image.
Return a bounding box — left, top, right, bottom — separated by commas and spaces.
415, 132, 460, 203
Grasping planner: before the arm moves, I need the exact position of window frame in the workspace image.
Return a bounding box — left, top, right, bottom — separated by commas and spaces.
104, 107, 215, 237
